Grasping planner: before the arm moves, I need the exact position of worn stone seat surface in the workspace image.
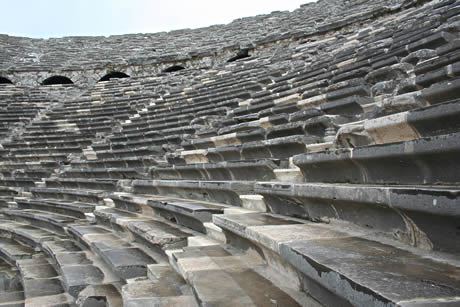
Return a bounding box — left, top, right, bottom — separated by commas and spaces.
0, 0, 459, 305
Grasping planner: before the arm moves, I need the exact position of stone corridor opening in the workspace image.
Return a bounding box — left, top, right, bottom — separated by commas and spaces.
0, 77, 13, 84
42, 75, 74, 85
99, 72, 130, 82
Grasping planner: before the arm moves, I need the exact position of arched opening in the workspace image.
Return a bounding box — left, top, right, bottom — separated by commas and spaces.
0, 77, 13, 84
42, 76, 74, 85
99, 71, 130, 82
227, 49, 251, 63
163, 65, 185, 73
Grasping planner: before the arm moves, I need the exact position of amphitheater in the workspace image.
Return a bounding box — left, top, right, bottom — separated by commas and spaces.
0, 0, 459, 306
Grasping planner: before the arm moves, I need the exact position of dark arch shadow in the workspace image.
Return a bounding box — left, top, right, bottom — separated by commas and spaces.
163, 65, 185, 73
227, 49, 251, 63
42, 76, 74, 85
0, 77, 13, 84
99, 71, 130, 82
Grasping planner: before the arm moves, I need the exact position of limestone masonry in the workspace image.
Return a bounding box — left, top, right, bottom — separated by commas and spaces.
0, 0, 459, 306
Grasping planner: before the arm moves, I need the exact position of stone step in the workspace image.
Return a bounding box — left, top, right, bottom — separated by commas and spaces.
42, 238, 121, 298
336, 98, 460, 148
94, 145, 165, 159
1, 209, 82, 235
132, 180, 253, 207
76, 284, 123, 307
30, 187, 105, 204
0, 258, 22, 293
45, 178, 118, 191
146, 198, 227, 233
0, 237, 37, 264
7, 146, 82, 155
0, 222, 66, 249
0, 153, 68, 163
254, 182, 460, 255
214, 212, 460, 307
0, 178, 36, 188
61, 167, 149, 180
170, 244, 313, 306
151, 159, 280, 181
108, 193, 228, 233
67, 225, 156, 280
176, 135, 308, 163
70, 157, 160, 169
0, 237, 76, 305
1, 139, 93, 150
17, 259, 65, 299
0, 291, 24, 306
293, 132, 460, 185
93, 207, 196, 256
15, 198, 95, 219
121, 277, 197, 306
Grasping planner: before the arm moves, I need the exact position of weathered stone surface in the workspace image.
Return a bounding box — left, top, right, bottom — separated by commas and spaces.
60, 265, 104, 297
92, 245, 155, 279
0, 0, 459, 305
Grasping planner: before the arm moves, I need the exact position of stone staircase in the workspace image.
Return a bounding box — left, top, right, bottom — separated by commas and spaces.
0, 0, 460, 306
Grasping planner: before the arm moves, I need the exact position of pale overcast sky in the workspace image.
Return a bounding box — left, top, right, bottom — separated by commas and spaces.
1, 0, 314, 39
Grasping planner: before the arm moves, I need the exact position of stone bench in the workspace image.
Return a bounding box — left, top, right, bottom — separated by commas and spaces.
61, 167, 148, 180
183, 129, 266, 150
132, 180, 253, 207
0, 168, 55, 179
67, 225, 156, 280
15, 198, 95, 219
213, 212, 460, 307
294, 131, 460, 185
94, 207, 195, 256
45, 178, 118, 191
42, 239, 115, 298
26, 118, 114, 132
142, 96, 239, 119
121, 264, 196, 306
254, 182, 460, 254
151, 159, 280, 181
20, 132, 98, 142
122, 113, 194, 131
147, 198, 227, 233
0, 255, 23, 305
121, 118, 190, 134
1, 209, 80, 235
415, 38, 460, 76
170, 243, 307, 306
70, 157, 160, 169
2, 138, 93, 150
0, 178, 36, 188
0, 221, 116, 301
31, 188, 105, 205
180, 135, 308, 163
17, 257, 73, 304
0, 236, 36, 265
0, 188, 19, 197
336, 98, 460, 148
21, 126, 112, 137
0, 153, 68, 163
47, 108, 136, 121
0, 221, 66, 250
107, 192, 228, 233
94, 145, 165, 159
7, 145, 83, 155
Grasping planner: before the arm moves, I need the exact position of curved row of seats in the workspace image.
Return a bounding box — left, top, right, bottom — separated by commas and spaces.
0, 0, 460, 306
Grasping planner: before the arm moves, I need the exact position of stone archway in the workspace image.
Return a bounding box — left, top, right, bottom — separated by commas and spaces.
99, 71, 130, 82
42, 75, 74, 85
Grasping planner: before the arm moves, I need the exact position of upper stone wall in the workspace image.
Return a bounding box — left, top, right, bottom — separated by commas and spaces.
0, 0, 423, 87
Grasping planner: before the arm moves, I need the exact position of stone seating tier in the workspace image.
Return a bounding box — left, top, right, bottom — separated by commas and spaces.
0, 0, 459, 305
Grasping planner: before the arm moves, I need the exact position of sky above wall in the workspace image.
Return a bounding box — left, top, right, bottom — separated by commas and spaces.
1, 0, 315, 39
